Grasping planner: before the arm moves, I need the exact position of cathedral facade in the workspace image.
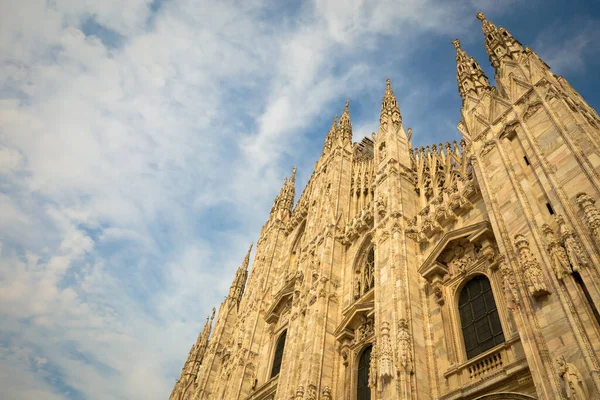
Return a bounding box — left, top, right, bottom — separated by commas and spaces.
170, 12, 600, 400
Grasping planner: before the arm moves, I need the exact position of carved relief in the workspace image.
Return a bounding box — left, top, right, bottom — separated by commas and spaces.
433, 285, 445, 306
522, 101, 543, 121
368, 344, 378, 391
448, 244, 473, 276
353, 315, 375, 345
514, 234, 550, 297
397, 319, 413, 374
576, 192, 600, 247
379, 321, 394, 381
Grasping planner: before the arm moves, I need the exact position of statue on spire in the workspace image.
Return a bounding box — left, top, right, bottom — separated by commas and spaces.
452, 38, 491, 104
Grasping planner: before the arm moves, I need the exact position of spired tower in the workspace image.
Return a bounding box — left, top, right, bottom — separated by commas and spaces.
170, 12, 600, 400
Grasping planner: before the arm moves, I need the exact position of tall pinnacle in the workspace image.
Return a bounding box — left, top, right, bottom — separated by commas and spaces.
380, 77, 402, 128
452, 38, 491, 104
323, 115, 338, 155
229, 244, 253, 306
338, 100, 352, 144
269, 168, 296, 220
242, 243, 253, 270
476, 12, 523, 69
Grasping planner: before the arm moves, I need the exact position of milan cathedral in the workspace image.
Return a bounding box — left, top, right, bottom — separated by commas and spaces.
170, 12, 600, 400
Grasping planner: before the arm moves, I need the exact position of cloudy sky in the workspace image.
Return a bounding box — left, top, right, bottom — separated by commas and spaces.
1, 0, 599, 399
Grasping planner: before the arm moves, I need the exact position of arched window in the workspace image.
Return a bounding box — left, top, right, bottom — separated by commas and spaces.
270, 331, 287, 378
355, 247, 375, 299
458, 275, 505, 359
357, 345, 372, 400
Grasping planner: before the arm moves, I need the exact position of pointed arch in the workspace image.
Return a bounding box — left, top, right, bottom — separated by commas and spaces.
353, 235, 375, 300
270, 330, 287, 378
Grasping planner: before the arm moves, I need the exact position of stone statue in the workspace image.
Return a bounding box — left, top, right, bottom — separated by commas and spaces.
557, 356, 589, 399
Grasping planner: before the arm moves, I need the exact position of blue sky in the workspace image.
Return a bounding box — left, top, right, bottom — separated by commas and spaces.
0, 0, 599, 399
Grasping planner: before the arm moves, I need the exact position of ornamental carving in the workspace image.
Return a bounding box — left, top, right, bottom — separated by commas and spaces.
480, 140, 497, 156
541, 223, 571, 280
576, 192, 600, 247
556, 214, 589, 272
369, 344, 378, 390
433, 285, 445, 306
523, 101, 543, 121
353, 315, 375, 344
294, 385, 304, 400
378, 322, 394, 381
448, 244, 473, 276
376, 194, 387, 217
397, 319, 413, 373
514, 234, 550, 297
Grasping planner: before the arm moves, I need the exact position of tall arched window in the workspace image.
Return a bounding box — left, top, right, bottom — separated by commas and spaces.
355, 247, 375, 299
270, 331, 287, 378
357, 345, 372, 400
458, 275, 505, 359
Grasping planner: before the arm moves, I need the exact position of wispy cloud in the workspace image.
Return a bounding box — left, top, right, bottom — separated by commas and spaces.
533, 18, 600, 74
0, 0, 561, 399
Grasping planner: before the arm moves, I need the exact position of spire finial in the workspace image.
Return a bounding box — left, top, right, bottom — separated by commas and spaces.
380, 77, 401, 128
290, 166, 297, 183
453, 37, 490, 104
476, 11, 523, 69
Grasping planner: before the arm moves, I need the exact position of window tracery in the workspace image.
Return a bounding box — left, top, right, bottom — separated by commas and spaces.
354, 247, 375, 299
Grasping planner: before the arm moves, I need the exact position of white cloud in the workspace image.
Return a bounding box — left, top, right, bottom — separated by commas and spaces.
0, 0, 536, 399
533, 18, 600, 75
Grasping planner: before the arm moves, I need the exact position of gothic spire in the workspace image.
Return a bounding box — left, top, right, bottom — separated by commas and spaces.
323, 115, 338, 155
452, 38, 491, 104
229, 244, 252, 307
338, 100, 352, 144
380, 78, 402, 129
270, 168, 295, 220
476, 12, 523, 70
242, 242, 253, 270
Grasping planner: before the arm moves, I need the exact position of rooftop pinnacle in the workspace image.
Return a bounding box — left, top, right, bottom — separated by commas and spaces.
475, 11, 523, 69
338, 100, 352, 144
242, 243, 253, 270
380, 78, 402, 128
452, 38, 490, 104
